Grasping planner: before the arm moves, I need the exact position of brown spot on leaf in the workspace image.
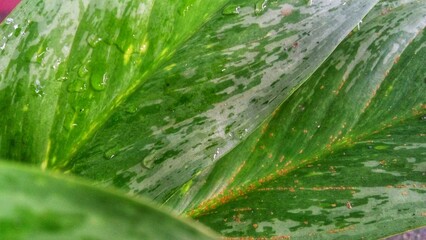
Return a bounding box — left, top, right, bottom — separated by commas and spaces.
394, 55, 400, 64
281, 5, 293, 16
346, 201, 352, 209
253, 223, 258, 229
292, 41, 299, 48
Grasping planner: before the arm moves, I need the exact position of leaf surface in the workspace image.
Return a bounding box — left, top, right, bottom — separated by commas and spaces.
1, 0, 426, 239
0, 161, 218, 240
186, 1, 426, 238
65, 0, 378, 207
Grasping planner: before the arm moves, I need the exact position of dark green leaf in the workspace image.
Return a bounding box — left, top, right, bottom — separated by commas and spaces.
0, 161, 218, 240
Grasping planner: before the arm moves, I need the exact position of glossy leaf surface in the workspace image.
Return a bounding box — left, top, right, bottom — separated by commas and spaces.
1, 0, 425, 239
188, 1, 426, 238
0, 161, 218, 240
67, 0, 378, 206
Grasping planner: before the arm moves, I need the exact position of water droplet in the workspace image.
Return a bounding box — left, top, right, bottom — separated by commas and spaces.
67, 80, 87, 93
33, 79, 45, 97
125, 104, 139, 114
104, 146, 120, 159
222, 4, 240, 15
78, 64, 90, 77
35, 51, 45, 64
255, 0, 268, 15
5, 18, 14, 25
52, 58, 62, 69
357, 20, 363, 31
213, 148, 220, 160
178, 4, 193, 16
87, 35, 103, 48
90, 72, 108, 91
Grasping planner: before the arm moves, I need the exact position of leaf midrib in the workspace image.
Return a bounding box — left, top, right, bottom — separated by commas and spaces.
184, 20, 424, 217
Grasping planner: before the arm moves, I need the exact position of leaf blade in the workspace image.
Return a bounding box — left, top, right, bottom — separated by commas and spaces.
0, 161, 218, 240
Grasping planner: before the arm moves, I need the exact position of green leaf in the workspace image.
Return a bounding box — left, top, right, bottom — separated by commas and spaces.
1, 0, 426, 239
0, 161, 218, 240
184, 1, 426, 238
66, 0, 377, 203
0, 0, 230, 166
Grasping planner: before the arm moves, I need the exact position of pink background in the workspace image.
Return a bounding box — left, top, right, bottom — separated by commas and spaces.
0, 0, 20, 22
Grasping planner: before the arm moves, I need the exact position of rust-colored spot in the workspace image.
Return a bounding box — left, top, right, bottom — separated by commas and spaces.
268, 153, 273, 158
281, 5, 293, 16
328, 225, 355, 234
394, 55, 400, 64
253, 223, 258, 229
303, 221, 309, 225
292, 42, 299, 48
232, 214, 241, 223
269, 132, 275, 138
381, 7, 391, 15
346, 201, 352, 209
421, 212, 426, 217
401, 191, 409, 196
320, 85, 325, 90
331, 203, 337, 207
384, 70, 389, 77
279, 155, 285, 162
379, 160, 386, 166
303, 129, 308, 134
299, 149, 304, 154
261, 124, 269, 134
289, 187, 296, 192
260, 145, 266, 150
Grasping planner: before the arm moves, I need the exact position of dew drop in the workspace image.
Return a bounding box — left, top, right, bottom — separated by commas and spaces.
255, 0, 268, 15
125, 104, 139, 114
213, 148, 220, 160
78, 64, 90, 77
104, 146, 120, 159
90, 72, 108, 91
5, 18, 14, 25
222, 4, 240, 15
35, 51, 45, 64
52, 58, 62, 69
33, 79, 45, 97
67, 80, 87, 93
87, 35, 103, 48
178, 4, 193, 16
357, 20, 363, 31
